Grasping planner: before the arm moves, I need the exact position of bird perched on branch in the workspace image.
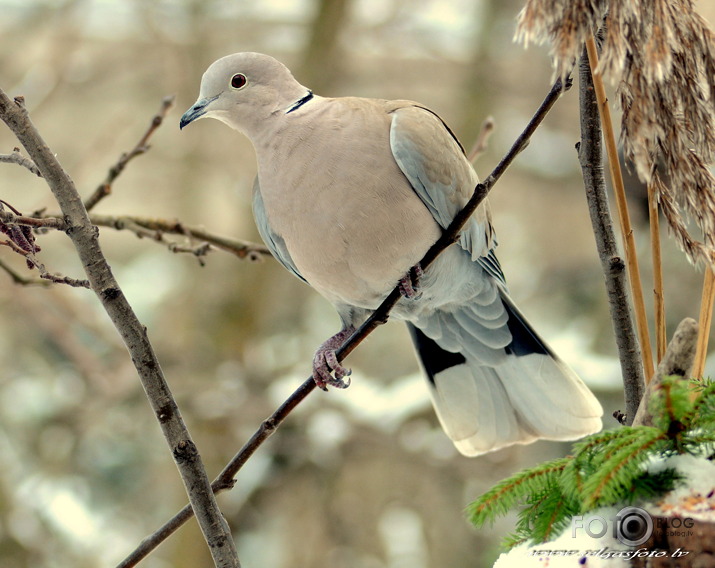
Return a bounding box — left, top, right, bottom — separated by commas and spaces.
181, 52, 602, 456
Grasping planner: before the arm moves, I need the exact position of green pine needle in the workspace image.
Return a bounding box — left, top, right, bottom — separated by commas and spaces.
466, 376, 715, 549
467, 457, 570, 528
580, 428, 668, 508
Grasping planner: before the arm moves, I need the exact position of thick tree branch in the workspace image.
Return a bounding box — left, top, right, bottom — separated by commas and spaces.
117, 76, 571, 568
0, 91, 240, 568
577, 45, 645, 425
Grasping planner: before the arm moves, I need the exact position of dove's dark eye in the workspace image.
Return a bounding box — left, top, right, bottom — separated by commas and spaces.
230, 73, 247, 89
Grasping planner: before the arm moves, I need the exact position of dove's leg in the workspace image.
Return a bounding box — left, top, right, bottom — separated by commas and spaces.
399, 263, 424, 299
312, 326, 356, 390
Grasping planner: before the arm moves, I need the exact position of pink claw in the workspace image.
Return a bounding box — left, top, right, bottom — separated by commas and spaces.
312, 327, 355, 390
399, 264, 424, 299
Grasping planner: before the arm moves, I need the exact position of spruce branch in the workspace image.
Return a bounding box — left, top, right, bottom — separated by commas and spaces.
580, 427, 667, 508
467, 457, 571, 529
468, 371, 715, 548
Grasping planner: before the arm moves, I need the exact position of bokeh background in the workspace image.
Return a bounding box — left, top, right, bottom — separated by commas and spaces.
1, 1, 714, 567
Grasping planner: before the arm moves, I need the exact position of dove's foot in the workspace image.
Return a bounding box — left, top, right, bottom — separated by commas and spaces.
399, 264, 424, 299
312, 326, 356, 390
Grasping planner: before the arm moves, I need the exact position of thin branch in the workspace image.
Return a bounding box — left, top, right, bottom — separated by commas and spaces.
578, 43, 645, 425
0, 209, 270, 261
89, 214, 270, 260
0, 209, 66, 230
0, 91, 240, 568
117, 75, 571, 568
0, 237, 90, 287
648, 180, 667, 362
693, 269, 715, 379
467, 115, 496, 163
0, 257, 49, 286
585, 34, 655, 382
84, 95, 176, 212
0, 149, 42, 176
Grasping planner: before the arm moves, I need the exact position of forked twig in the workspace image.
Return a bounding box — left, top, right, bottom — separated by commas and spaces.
116, 76, 571, 568
84, 95, 176, 211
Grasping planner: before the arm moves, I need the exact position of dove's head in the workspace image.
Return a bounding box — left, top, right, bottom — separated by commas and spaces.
180, 52, 310, 136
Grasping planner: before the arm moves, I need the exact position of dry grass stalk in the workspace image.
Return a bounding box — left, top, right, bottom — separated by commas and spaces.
648, 181, 667, 362
518, 0, 715, 265
517, 0, 715, 374
694, 269, 715, 379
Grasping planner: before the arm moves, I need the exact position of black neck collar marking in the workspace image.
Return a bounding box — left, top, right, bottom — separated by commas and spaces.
286, 90, 314, 114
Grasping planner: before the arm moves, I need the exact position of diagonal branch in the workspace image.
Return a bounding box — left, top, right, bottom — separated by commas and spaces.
116, 75, 571, 568
0, 90, 240, 568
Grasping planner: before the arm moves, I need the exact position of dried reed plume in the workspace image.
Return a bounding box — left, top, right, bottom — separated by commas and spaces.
517, 0, 715, 266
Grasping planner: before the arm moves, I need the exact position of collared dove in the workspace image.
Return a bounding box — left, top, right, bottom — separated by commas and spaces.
180, 52, 603, 456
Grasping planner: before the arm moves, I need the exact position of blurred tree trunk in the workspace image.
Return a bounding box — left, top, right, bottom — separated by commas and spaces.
301, 0, 352, 92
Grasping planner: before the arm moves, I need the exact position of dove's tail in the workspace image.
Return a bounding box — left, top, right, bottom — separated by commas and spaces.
407, 291, 602, 457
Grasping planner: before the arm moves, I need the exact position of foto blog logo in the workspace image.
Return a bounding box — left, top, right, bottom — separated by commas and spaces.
572, 507, 655, 546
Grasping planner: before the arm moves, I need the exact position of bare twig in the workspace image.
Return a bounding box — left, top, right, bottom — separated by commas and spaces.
0, 209, 66, 230
0, 149, 42, 176
585, 34, 655, 382
467, 115, 496, 163
578, 44, 645, 425
84, 95, 176, 212
117, 76, 571, 568
0, 209, 270, 261
89, 214, 270, 260
0, 237, 90, 288
633, 318, 698, 427
0, 257, 49, 286
0, 91, 240, 568
693, 269, 715, 379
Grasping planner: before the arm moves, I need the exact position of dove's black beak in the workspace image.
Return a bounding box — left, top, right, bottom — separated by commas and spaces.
180, 95, 219, 129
